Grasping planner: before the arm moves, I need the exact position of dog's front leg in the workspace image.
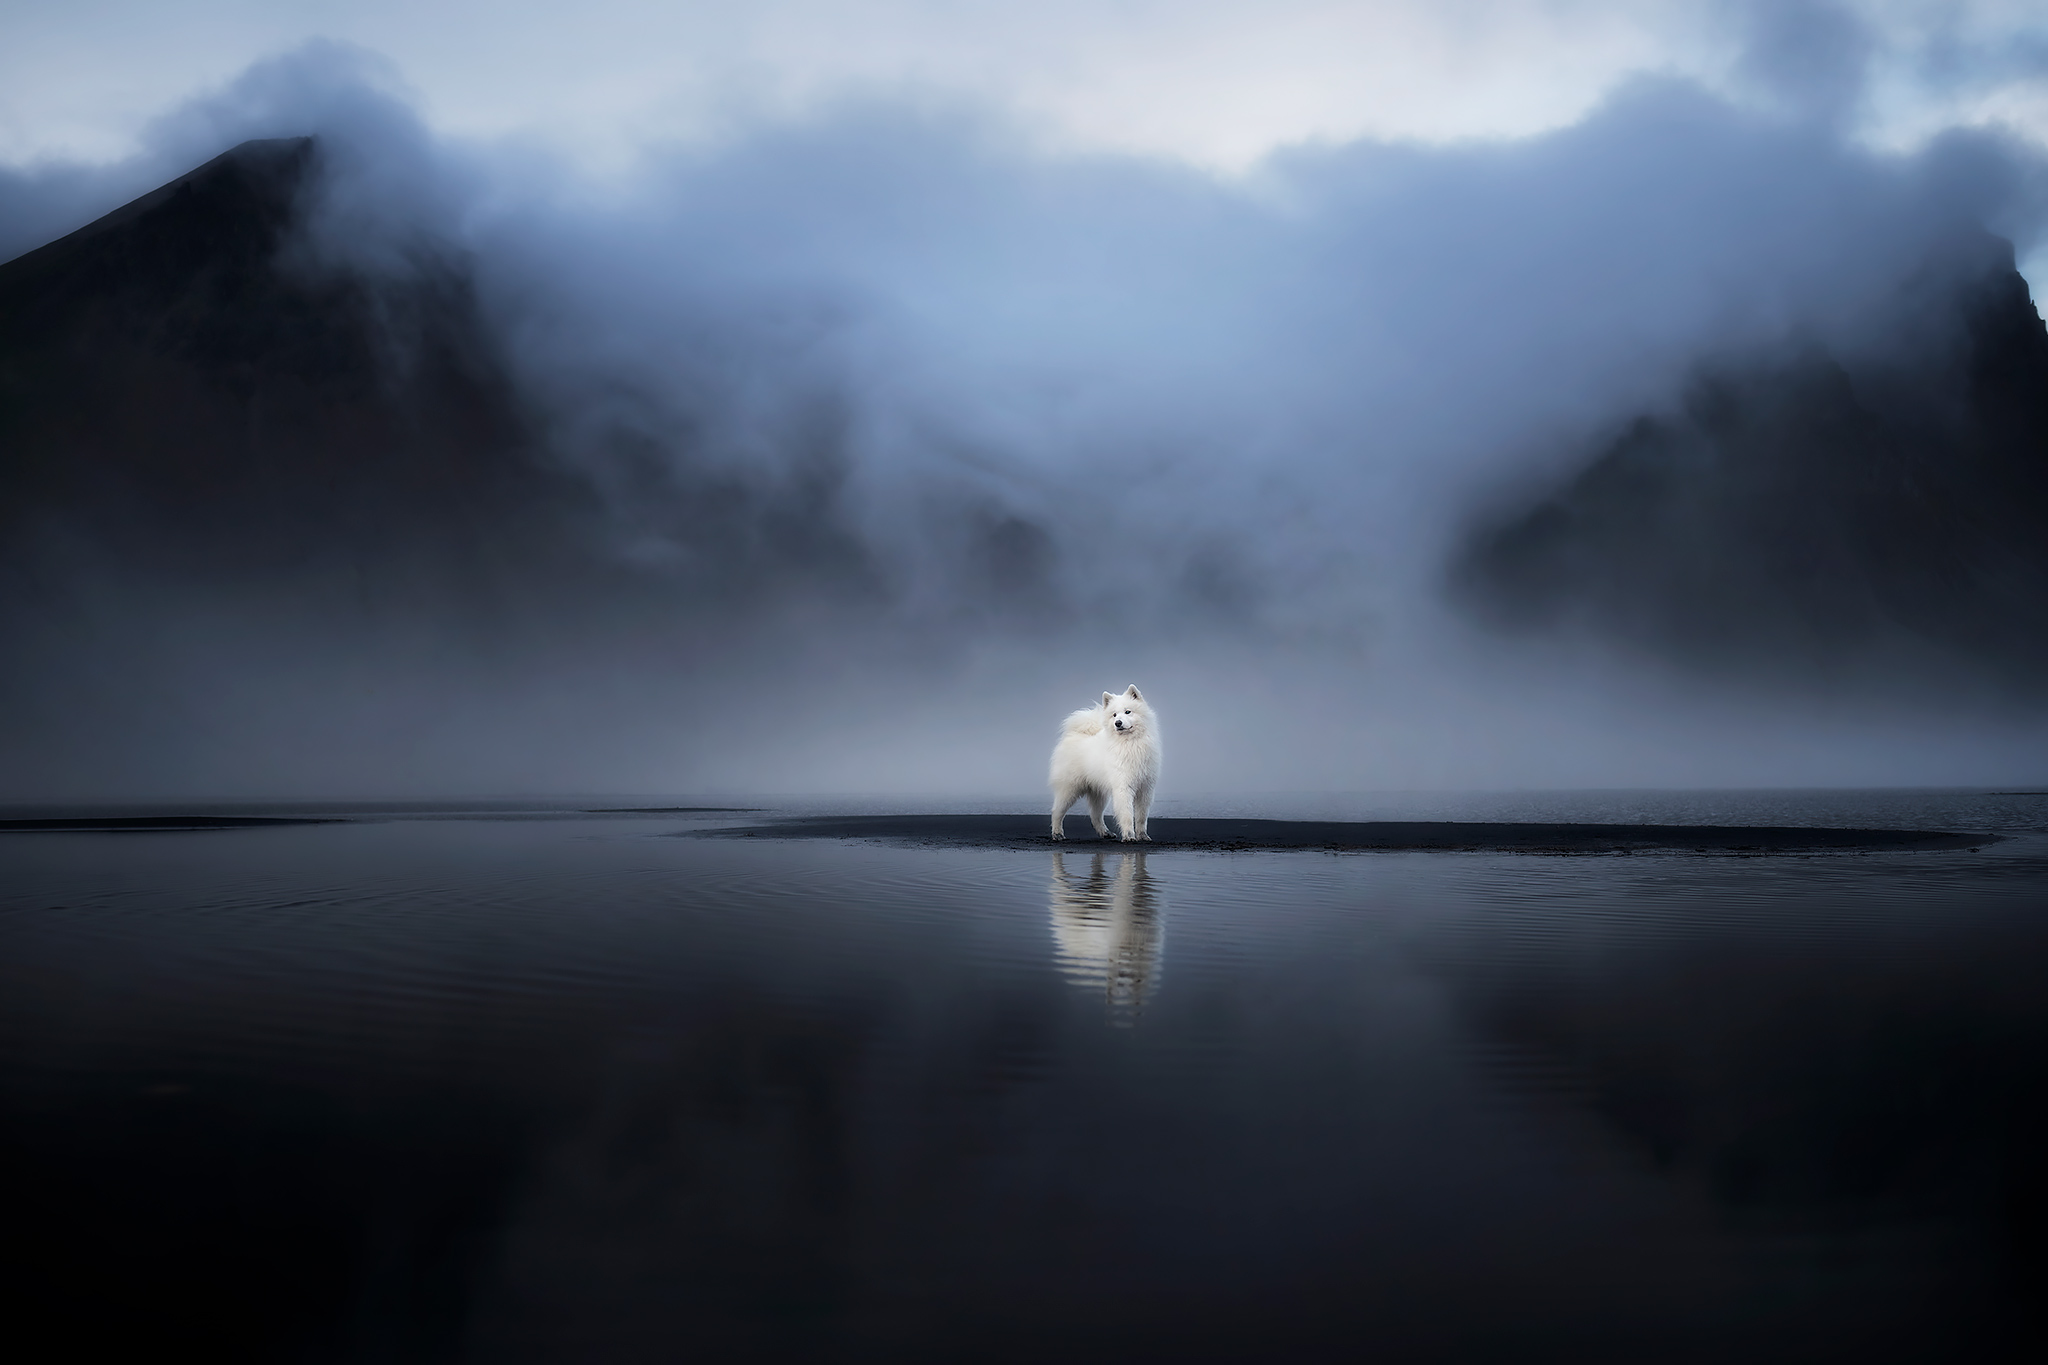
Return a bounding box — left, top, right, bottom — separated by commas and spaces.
1135, 787, 1153, 841
1113, 787, 1138, 841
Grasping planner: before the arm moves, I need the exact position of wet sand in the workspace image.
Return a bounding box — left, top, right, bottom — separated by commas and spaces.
699, 814, 1992, 852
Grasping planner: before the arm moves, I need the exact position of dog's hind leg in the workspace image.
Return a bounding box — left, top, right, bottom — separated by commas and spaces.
1134, 786, 1153, 841
1087, 789, 1110, 838
1051, 784, 1079, 840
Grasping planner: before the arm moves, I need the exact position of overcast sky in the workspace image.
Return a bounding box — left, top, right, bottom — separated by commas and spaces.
5, 3, 2045, 293
3, 0, 2046, 171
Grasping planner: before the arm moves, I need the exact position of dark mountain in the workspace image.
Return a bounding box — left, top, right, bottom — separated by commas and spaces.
0, 137, 586, 588
0, 138, 888, 620
1450, 231, 2048, 695
0, 141, 895, 796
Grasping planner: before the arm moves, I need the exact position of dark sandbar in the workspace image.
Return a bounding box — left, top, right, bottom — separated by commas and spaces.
0, 816, 337, 833
698, 814, 1991, 853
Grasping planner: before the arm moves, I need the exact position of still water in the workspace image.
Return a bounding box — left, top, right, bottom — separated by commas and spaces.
3, 793, 2047, 1362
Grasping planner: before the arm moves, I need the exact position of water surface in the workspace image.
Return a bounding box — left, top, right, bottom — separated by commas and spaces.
3, 792, 2045, 1361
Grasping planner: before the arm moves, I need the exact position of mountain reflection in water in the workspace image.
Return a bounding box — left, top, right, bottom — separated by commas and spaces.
3, 797, 2047, 1362
1047, 850, 1165, 1020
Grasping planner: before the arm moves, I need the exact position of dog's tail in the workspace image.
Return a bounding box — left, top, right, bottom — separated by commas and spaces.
1060, 707, 1104, 738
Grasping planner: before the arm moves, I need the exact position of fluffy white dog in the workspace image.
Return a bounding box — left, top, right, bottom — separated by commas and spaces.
1049, 685, 1160, 842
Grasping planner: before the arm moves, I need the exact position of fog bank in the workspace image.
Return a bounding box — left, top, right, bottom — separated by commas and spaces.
3, 43, 2046, 798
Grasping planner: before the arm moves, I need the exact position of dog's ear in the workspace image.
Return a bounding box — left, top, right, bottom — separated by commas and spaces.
1124, 685, 1143, 700
1102, 692, 1116, 707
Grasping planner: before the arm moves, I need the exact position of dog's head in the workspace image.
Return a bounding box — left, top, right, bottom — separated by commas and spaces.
1100, 685, 1149, 736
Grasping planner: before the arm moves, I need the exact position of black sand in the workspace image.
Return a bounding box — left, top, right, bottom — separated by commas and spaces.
698, 814, 1991, 852
0, 816, 337, 832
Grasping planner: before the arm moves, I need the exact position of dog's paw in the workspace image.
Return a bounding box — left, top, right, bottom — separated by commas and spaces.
1050, 830, 1066, 842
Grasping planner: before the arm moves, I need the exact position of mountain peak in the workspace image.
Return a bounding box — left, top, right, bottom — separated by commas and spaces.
1450, 237, 2048, 693
0, 136, 556, 578
1, 137, 315, 299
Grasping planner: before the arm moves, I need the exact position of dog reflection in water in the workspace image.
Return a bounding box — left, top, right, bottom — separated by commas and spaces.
1048, 851, 1165, 1021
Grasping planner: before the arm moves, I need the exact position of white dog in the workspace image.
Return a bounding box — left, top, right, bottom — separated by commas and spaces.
1049, 685, 1160, 842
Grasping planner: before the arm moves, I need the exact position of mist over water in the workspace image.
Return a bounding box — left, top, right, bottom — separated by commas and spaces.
3, 38, 2047, 798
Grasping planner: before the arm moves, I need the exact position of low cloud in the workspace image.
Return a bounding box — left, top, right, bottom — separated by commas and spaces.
2, 36, 2046, 798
